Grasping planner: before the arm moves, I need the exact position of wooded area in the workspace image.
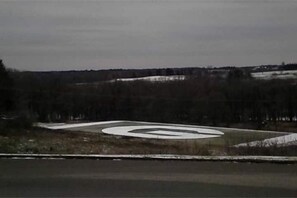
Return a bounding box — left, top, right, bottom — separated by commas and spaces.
1, 60, 297, 130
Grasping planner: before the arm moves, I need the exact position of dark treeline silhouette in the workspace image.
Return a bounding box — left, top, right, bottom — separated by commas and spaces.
0, 60, 14, 114
283, 63, 297, 71
2, 61, 297, 129
11, 67, 206, 85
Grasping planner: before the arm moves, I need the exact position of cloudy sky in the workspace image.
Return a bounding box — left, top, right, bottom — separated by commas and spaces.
0, 0, 296, 71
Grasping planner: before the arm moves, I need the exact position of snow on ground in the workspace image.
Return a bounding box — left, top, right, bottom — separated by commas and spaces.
38, 121, 223, 140
1, 153, 296, 162
102, 125, 223, 140
235, 133, 297, 147
135, 121, 287, 134
36, 121, 122, 130
37, 120, 291, 140
114, 75, 186, 82
251, 70, 297, 80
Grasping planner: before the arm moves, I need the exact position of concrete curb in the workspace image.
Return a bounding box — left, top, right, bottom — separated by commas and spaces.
0, 154, 296, 164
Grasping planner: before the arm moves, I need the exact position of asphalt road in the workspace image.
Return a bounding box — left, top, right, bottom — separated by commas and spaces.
0, 159, 296, 197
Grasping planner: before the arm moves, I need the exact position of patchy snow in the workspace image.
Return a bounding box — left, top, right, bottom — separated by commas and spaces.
251, 70, 297, 79
134, 121, 287, 134
235, 133, 297, 147
37, 121, 122, 130
102, 125, 223, 140
1, 153, 296, 163
114, 75, 186, 82
37, 120, 288, 142
37, 120, 224, 140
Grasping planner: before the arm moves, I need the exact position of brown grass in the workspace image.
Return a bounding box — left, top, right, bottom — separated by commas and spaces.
0, 127, 295, 156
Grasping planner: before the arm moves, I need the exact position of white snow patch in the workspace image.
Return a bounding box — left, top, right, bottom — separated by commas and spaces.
102, 125, 223, 140
251, 70, 297, 79
114, 75, 186, 82
235, 133, 297, 147
37, 121, 122, 130
134, 120, 287, 134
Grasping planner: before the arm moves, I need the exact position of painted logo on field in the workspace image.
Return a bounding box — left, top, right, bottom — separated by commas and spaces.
102, 125, 223, 140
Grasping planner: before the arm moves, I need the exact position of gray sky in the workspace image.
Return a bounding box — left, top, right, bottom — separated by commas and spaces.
0, 0, 296, 71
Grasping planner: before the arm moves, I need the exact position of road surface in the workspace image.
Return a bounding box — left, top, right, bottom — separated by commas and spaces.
0, 159, 296, 197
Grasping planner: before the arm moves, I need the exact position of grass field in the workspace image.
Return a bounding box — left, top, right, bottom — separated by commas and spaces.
59, 121, 285, 145
1, 121, 295, 156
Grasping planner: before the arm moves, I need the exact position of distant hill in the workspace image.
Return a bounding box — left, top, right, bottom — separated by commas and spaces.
10, 63, 297, 85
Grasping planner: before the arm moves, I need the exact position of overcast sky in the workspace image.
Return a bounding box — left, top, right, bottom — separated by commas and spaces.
0, 0, 296, 71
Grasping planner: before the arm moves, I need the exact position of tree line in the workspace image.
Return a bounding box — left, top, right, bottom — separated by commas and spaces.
1, 60, 297, 129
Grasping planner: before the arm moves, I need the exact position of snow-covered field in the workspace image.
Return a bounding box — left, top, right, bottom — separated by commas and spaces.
102, 125, 223, 140
37, 120, 293, 143
251, 70, 297, 79
38, 120, 223, 140
113, 75, 186, 82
